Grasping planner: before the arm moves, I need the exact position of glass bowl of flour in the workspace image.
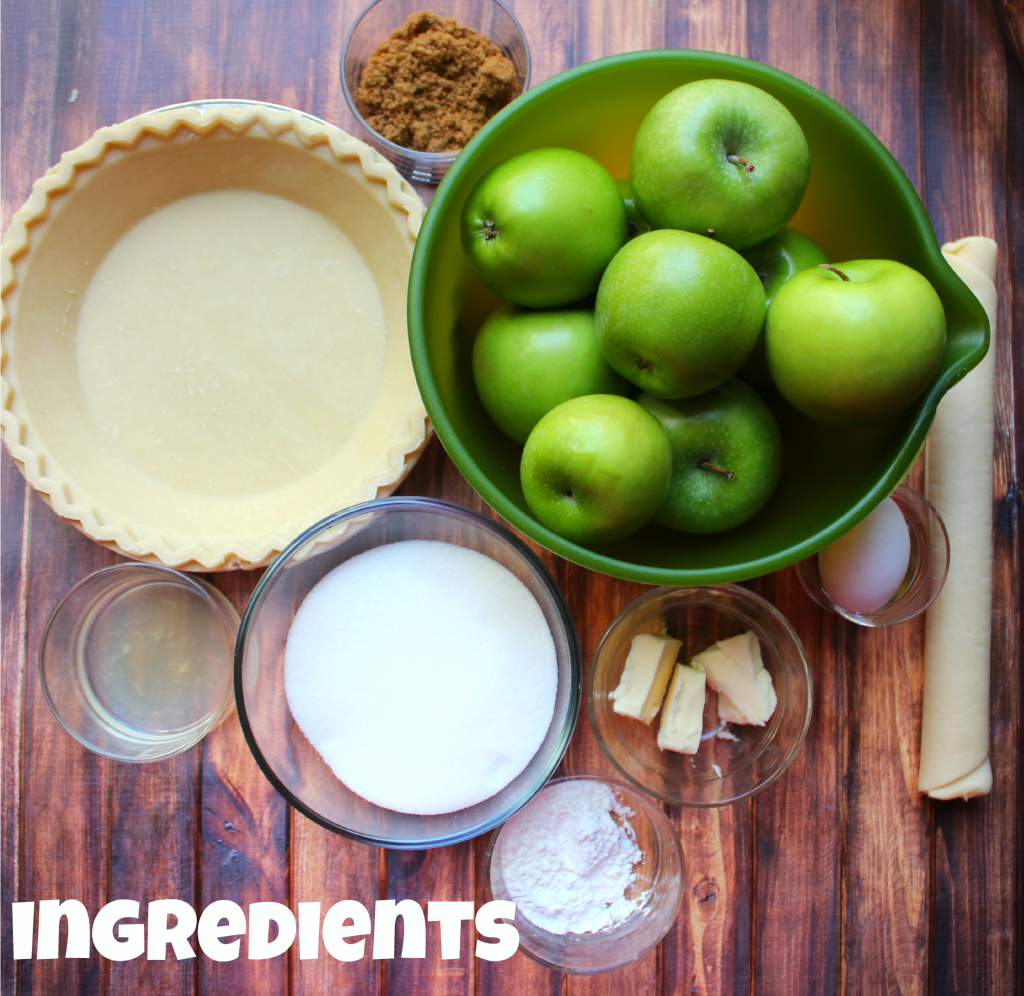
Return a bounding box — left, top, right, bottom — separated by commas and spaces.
235, 497, 581, 848
485, 775, 684, 973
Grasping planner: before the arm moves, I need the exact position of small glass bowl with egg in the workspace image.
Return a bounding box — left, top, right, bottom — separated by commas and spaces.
795, 484, 950, 626
588, 586, 812, 807
235, 497, 580, 848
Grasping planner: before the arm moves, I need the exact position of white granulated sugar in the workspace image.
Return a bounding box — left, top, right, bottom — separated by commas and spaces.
495, 780, 648, 935
284, 540, 557, 816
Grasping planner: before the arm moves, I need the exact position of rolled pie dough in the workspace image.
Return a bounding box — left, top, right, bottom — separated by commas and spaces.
918, 236, 998, 799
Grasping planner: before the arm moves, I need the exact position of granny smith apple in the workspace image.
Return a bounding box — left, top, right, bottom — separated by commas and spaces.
739, 226, 829, 385
630, 79, 811, 250
766, 260, 947, 426
520, 394, 671, 545
615, 178, 651, 240
640, 379, 783, 533
472, 304, 631, 444
461, 148, 627, 308
595, 229, 765, 398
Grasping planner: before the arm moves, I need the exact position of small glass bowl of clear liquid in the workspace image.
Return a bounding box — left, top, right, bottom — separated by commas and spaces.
39, 564, 239, 761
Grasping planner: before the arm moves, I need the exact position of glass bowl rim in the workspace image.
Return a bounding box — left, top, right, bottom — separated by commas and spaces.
482, 772, 685, 974
233, 495, 582, 849
39, 562, 239, 763
338, 0, 532, 165
586, 583, 813, 808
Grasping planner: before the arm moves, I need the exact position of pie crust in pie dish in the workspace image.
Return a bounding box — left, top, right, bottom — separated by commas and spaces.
1, 102, 430, 570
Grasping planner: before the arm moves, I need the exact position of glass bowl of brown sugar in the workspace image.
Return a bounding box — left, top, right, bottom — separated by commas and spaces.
340, 0, 530, 184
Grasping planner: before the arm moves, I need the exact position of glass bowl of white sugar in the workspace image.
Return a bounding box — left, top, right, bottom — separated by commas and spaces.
484, 775, 684, 973
234, 497, 581, 848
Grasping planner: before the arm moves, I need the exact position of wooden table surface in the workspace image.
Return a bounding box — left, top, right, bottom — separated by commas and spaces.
2, 1, 1021, 993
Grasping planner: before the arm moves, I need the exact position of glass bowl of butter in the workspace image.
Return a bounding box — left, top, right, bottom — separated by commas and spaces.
588, 586, 812, 807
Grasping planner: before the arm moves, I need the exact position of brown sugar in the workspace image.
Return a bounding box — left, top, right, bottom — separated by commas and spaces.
357, 11, 519, 153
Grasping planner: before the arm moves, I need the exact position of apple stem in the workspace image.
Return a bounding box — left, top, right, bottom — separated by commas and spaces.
699, 460, 735, 481
818, 263, 851, 281
727, 154, 756, 173
483, 220, 498, 241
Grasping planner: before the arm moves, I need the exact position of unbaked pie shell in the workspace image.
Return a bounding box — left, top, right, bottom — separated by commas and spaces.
1, 102, 431, 570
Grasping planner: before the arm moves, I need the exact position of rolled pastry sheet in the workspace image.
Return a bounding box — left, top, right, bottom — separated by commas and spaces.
918, 236, 998, 799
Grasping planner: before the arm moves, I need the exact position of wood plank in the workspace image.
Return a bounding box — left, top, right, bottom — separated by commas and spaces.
575, 0, 666, 60
504, 0, 576, 88
290, 817, 381, 995
27, 7, 202, 993
163, 2, 357, 990
382, 452, 482, 996
1, 6, 62, 993
1, 462, 30, 996
460, 1, 665, 989
560, 11, 756, 996
742, 8, 845, 996
398, 438, 563, 995
17, 497, 118, 995
668, 0, 747, 57
922, 1, 1020, 993
657, 17, 757, 996
395, 451, 658, 996
747, 0, 832, 91
1009, 44, 1024, 996
1009, 49, 1024, 996
199, 568, 289, 993
105, 754, 200, 996
565, 568, 659, 996
6, 23, 124, 996
277, 3, 382, 994
743, 570, 844, 996
663, 802, 750, 996
829, 4, 932, 993
390, 437, 480, 996
385, 844, 475, 996
842, 615, 929, 995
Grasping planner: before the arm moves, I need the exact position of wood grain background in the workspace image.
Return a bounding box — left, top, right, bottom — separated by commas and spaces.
1, 1, 1021, 993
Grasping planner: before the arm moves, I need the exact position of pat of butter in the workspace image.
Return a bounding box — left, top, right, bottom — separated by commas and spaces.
695, 631, 776, 726
657, 662, 706, 753
717, 631, 764, 674
611, 633, 682, 725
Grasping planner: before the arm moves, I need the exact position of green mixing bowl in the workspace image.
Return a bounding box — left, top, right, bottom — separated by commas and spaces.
408, 50, 989, 585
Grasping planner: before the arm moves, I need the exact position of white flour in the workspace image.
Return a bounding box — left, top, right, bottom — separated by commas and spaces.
284, 540, 557, 816
495, 780, 647, 934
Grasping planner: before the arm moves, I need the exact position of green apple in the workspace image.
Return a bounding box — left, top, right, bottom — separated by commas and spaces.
520, 394, 671, 545
595, 229, 765, 398
630, 79, 811, 250
639, 380, 783, 533
615, 178, 651, 240
460, 148, 627, 308
739, 226, 830, 385
766, 260, 947, 426
472, 304, 631, 444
